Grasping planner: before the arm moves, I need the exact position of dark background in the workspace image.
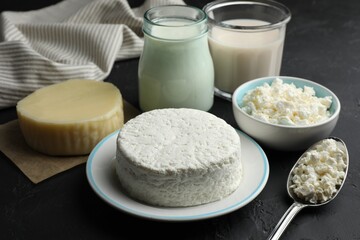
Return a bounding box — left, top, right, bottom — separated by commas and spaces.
1, 0, 360, 239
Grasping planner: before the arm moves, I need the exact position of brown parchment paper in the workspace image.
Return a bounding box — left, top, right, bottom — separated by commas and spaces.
0, 100, 140, 184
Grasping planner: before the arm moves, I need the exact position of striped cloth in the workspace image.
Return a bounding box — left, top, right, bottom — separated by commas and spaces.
0, 0, 184, 109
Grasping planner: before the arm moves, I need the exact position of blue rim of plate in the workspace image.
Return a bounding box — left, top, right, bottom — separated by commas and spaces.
86, 129, 269, 221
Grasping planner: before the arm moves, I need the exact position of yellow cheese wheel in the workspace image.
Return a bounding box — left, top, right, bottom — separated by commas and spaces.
16, 79, 124, 156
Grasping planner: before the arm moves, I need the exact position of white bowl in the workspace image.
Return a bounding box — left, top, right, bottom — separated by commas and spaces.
232, 76, 341, 151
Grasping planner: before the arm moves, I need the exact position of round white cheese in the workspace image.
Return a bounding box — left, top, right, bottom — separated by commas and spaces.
17, 79, 124, 156
115, 108, 242, 207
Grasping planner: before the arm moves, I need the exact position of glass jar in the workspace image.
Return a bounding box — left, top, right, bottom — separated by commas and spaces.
138, 5, 214, 112
204, 0, 291, 100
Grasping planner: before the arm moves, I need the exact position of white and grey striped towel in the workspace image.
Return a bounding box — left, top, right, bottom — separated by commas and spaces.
0, 0, 184, 109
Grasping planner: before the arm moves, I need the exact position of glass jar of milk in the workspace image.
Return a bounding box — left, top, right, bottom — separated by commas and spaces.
138, 5, 214, 112
204, 0, 291, 100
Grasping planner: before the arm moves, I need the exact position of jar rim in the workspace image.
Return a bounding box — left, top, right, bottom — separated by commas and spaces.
143, 5, 208, 40
144, 5, 207, 28
203, 0, 291, 32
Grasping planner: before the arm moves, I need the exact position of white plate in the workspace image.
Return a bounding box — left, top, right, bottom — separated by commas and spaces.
86, 129, 269, 221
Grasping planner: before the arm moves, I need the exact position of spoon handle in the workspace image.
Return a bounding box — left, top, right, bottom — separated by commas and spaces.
267, 202, 305, 240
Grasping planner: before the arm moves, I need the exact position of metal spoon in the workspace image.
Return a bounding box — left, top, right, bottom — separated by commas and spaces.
267, 137, 349, 240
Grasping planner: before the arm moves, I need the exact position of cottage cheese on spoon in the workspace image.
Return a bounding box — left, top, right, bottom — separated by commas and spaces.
290, 138, 347, 203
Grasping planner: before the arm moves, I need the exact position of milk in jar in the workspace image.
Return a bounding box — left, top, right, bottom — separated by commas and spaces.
203, 0, 291, 96
209, 19, 285, 93
138, 6, 214, 112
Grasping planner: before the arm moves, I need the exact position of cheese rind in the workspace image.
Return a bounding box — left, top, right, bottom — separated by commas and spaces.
115, 108, 242, 207
17, 79, 124, 156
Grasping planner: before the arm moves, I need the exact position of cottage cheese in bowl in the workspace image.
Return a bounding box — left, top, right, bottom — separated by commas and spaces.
241, 78, 332, 126
232, 76, 341, 151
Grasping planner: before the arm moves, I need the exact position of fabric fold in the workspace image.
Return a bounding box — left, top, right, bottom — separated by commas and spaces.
0, 0, 184, 109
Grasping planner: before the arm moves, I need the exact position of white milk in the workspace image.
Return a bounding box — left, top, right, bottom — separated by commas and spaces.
208, 19, 285, 93
139, 19, 214, 112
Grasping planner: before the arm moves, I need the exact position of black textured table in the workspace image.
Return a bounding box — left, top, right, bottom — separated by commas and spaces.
1, 0, 360, 239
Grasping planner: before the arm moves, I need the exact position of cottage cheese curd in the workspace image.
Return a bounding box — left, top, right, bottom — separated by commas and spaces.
115, 108, 242, 207
290, 139, 347, 203
241, 78, 332, 126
